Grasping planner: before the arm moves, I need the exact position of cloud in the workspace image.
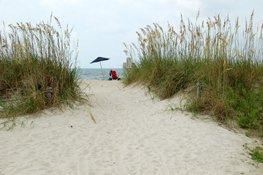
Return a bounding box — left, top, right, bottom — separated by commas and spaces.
40, 0, 81, 9
175, 0, 202, 10
115, 0, 202, 11
1, 0, 262, 68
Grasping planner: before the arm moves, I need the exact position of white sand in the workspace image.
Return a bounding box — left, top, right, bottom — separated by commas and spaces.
0, 80, 262, 175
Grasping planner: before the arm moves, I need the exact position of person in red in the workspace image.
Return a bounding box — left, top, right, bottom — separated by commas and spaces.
109, 69, 120, 80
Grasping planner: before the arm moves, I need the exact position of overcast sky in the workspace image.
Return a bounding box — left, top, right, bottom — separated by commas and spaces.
0, 0, 262, 68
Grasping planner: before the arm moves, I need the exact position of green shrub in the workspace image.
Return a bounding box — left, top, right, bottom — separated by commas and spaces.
0, 17, 81, 117
251, 147, 263, 163
124, 13, 263, 137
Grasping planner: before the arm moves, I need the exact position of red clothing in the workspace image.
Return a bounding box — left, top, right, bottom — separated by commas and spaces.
111, 70, 118, 79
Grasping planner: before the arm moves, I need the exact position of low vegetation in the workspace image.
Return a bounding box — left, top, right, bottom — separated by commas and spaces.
0, 16, 81, 117
124, 12, 263, 137
251, 147, 263, 163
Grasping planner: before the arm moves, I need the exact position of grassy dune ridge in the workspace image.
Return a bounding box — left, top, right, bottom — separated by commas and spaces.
124, 13, 263, 137
0, 16, 81, 117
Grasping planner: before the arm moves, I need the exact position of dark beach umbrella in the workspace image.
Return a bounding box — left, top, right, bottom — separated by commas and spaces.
90, 57, 110, 78
90, 57, 109, 64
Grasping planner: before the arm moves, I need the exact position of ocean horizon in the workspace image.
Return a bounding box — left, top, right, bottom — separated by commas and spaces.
78, 68, 124, 80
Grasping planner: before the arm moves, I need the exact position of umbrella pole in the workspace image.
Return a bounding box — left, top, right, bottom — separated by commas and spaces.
100, 62, 104, 79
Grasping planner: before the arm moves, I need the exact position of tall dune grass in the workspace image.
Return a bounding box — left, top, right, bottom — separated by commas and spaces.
124, 13, 263, 137
0, 17, 81, 117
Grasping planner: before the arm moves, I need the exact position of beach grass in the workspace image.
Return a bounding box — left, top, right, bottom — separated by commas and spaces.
251, 147, 263, 163
124, 12, 263, 137
0, 16, 81, 117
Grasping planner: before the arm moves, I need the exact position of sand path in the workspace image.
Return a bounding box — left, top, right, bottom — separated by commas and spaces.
0, 80, 262, 175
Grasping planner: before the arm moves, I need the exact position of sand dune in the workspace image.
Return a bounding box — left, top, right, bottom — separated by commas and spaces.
0, 80, 262, 175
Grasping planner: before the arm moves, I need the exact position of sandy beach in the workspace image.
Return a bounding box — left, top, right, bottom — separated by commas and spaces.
0, 80, 262, 175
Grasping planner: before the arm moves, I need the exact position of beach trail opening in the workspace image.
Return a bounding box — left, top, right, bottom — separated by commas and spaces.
0, 80, 262, 175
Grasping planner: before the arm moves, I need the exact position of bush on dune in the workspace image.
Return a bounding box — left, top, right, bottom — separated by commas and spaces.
124, 12, 263, 137
0, 17, 81, 117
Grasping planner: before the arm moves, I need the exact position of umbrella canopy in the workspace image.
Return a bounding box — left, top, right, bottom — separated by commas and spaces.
90, 57, 110, 79
90, 57, 109, 64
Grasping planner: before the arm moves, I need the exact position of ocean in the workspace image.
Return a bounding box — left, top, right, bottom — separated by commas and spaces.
78, 68, 124, 80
